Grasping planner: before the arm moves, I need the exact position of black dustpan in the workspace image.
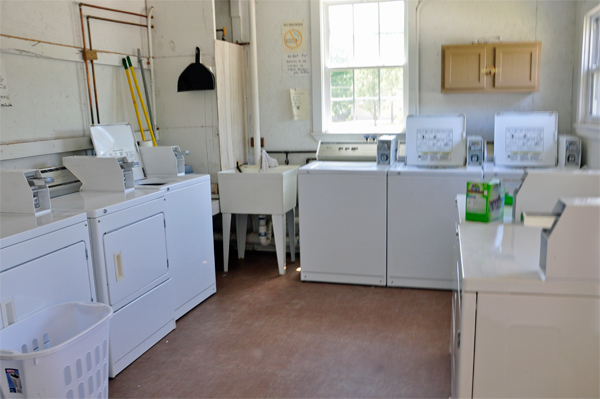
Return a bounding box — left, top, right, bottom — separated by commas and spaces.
177, 47, 215, 92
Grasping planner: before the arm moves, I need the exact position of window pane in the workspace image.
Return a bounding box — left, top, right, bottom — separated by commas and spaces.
592, 71, 600, 117
328, 5, 353, 65
592, 17, 599, 68
380, 67, 404, 126
380, 1, 404, 65
330, 70, 354, 122
355, 68, 379, 125
354, 3, 379, 65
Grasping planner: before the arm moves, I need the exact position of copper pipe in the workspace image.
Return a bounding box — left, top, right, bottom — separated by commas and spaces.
79, 3, 148, 19
87, 16, 150, 29
0, 33, 82, 49
79, 4, 95, 124
86, 17, 100, 123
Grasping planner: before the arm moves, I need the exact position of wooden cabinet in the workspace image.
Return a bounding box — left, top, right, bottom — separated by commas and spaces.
442, 42, 541, 93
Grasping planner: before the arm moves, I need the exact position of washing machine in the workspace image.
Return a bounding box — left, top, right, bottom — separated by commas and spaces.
299, 138, 388, 286
0, 169, 96, 329
387, 114, 482, 290
51, 156, 174, 378
89, 123, 216, 320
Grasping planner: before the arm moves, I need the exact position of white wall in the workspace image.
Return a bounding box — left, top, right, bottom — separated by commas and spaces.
418, 0, 576, 141
148, 0, 221, 180
0, 0, 150, 169
254, 0, 582, 167
254, 0, 316, 166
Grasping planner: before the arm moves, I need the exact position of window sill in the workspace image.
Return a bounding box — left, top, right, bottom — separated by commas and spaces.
574, 123, 600, 140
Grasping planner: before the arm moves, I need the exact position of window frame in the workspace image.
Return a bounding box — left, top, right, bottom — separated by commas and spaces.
578, 4, 600, 126
311, 0, 409, 135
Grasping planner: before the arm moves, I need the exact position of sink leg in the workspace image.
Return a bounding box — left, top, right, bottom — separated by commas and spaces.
286, 208, 296, 263
222, 213, 232, 272
236, 214, 247, 259
272, 213, 286, 275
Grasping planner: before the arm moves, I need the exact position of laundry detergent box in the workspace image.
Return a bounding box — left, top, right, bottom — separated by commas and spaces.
465, 179, 504, 222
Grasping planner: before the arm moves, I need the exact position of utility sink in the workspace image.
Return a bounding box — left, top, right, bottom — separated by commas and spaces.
218, 165, 299, 215
217, 165, 300, 276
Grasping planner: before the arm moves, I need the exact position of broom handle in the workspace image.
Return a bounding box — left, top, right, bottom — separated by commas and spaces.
127, 57, 157, 147
122, 58, 147, 142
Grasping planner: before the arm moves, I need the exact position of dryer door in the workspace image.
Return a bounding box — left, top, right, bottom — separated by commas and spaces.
103, 213, 168, 310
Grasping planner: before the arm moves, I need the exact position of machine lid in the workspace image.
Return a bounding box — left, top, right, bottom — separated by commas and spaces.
50, 189, 164, 218
388, 163, 482, 177
0, 211, 88, 248
90, 123, 145, 181
299, 161, 390, 175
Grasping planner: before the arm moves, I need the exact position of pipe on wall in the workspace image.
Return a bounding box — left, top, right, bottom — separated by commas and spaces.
248, 0, 261, 166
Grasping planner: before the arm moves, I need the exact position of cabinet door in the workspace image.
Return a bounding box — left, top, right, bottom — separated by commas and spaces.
442, 45, 487, 91
494, 42, 541, 91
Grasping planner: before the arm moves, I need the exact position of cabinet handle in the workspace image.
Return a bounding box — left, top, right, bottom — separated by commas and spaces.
483, 66, 497, 76
457, 330, 461, 348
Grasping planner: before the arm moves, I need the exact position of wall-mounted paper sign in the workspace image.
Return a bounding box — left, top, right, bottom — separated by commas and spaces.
282, 21, 305, 53
283, 53, 310, 76
0, 61, 13, 108
290, 88, 308, 121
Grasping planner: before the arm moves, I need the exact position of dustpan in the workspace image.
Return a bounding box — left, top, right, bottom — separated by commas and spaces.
177, 47, 215, 91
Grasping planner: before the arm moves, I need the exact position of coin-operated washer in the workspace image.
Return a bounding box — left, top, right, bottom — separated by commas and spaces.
0, 169, 96, 329
89, 123, 217, 320
387, 114, 482, 290
51, 156, 173, 378
453, 198, 599, 398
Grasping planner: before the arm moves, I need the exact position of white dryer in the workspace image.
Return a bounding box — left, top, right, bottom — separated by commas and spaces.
0, 169, 96, 329
52, 158, 174, 378
299, 161, 388, 286
89, 123, 216, 320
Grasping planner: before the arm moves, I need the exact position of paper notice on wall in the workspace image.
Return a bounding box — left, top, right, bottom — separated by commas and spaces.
0, 60, 13, 108
282, 21, 305, 53
283, 53, 310, 76
290, 88, 308, 120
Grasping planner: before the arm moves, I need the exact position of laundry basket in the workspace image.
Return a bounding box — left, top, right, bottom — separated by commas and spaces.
0, 302, 113, 399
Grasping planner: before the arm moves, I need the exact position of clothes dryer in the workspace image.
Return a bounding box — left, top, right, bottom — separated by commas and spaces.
51, 179, 173, 378
0, 170, 96, 329
90, 123, 216, 320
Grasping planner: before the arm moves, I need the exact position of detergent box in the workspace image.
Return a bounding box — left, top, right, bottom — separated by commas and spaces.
465, 179, 504, 222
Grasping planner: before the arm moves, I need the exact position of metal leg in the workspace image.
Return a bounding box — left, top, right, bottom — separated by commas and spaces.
286, 208, 296, 263
222, 213, 232, 272
236, 214, 248, 259
272, 213, 286, 275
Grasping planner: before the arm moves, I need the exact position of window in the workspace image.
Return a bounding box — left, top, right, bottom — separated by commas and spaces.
318, 0, 406, 133
581, 5, 600, 124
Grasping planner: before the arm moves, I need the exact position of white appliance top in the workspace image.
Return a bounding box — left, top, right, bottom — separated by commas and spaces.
388, 163, 482, 177
134, 174, 210, 191
51, 189, 164, 218
493, 111, 558, 167
299, 161, 390, 175
459, 223, 598, 297
405, 113, 466, 167
483, 162, 529, 178
0, 211, 88, 248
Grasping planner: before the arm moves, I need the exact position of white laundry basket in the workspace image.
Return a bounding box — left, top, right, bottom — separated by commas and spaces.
0, 302, 112, 399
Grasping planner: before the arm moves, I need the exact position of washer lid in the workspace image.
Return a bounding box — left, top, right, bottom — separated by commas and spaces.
90, 123, 145, 181
299, 161, 390, 175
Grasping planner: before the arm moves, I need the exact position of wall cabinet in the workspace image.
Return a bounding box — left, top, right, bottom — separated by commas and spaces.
442, 42, 541, 93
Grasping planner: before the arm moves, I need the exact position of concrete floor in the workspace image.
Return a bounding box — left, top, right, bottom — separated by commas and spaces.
109, 248, 452, 398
